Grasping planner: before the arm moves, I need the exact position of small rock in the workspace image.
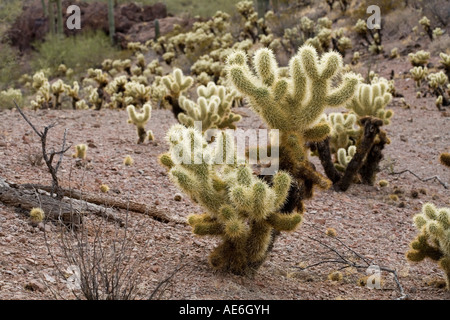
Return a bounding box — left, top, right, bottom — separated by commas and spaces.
154, 200, 160, 205
151, 266, 160, 273
24, 280, 45, 292
174, 193, 183, 201
38, 223, 51, 233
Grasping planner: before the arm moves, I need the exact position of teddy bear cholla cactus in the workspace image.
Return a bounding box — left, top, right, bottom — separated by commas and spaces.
409, 50, 430, 67
161, 68, 194, 117
427, 71, 450, 108
177, 82, 241, 131
335, 145, 356, 172
406, 203, 450, 290
127, 104, 154, 144
410, 66, 428, 88
159, 125, 301, 274
324, 112, 359, 153
346, 80, 394, 125
440, 53, 450, 75
227, 45, 359, 210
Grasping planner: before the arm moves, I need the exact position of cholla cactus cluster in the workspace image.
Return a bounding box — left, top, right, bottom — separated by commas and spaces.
409, 50, 430, 67
440, 53, 450, 76
31, 71, 53, 110
323, 112, 359, 153
177, 82, 241, 131
346, 80, 394, 125
160, 125, 301, 274
417, 16, 444, 41
354, 19, 383, 54
427, 71, 450, 108
407, 203, 450, 290
236, 0, 270, 43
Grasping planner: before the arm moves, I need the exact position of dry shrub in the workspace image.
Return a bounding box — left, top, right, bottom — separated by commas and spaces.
428, 34, 450, 55
383, 5, 421, 40
349, 0, 406, 21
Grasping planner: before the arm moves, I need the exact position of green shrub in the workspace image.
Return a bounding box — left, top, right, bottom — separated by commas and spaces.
31, 30, 122, 76
0, 44, 22, 90
0, 0, 23, 24
0, 88, 23, 110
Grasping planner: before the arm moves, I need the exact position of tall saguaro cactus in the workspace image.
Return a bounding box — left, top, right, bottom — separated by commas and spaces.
56, 0, 63, 35
48, 0, 55, 35
108, 0, 116, 44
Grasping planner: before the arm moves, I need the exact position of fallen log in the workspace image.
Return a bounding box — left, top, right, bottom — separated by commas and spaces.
0, 177, 82, 227
21, 183, 186, 225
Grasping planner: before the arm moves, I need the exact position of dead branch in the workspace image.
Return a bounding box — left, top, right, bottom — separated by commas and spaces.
20, 183, 186, 225
149, 254, 187, 300
388, 169, 448, 189
14, 101, 71, 197
0, 177, 82, 226
295, 224, 408, 300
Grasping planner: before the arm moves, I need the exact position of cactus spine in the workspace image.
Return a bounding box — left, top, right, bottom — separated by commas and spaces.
406, 203, 450, 290
160, 125, 301, 274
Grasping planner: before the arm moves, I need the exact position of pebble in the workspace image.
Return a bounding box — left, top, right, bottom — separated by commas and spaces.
174, 193, 183, 201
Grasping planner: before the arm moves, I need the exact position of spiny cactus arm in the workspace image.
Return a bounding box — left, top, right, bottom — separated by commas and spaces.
226, 51, 289, 130
406, 235, 444, 262
127, 104, 151, 126
217, 113, 242, 130
266, 211, 302, 231
303, 122, 331, 142
188, 213, 224, 235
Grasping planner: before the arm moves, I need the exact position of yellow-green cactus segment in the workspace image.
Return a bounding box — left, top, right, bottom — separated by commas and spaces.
226, 45, 359, 164
406, 203, 450, 290
73, 144, 88, 159
334, 145, 356, 172
162, 124, 301, 274
346, 81, 393, 125
127, 103, 153, 144
325, 112, 359, 153
162, 68, 194, 99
